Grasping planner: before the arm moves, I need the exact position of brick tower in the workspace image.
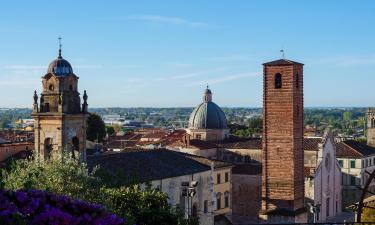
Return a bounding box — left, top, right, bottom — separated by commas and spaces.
260, 59, 307, 222
32, 42, 88, 162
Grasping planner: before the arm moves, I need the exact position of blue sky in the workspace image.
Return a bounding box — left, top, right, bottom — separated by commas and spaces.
0, 0, 375, 108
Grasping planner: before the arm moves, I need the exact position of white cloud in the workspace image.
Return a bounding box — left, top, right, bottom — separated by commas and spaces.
206, 55, 253, 62
169, 67, 232, 80
310, 54, 375, 67
186, 72, 260, 86
127, 15, 208, 28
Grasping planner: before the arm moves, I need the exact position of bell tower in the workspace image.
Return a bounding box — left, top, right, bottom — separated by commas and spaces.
32, 40, 88, 162
260, 59, 307, 222
367, 108, 375, 147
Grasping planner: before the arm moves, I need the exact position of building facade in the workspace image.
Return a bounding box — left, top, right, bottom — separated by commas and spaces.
260, 59, 307, 222
311, 131, 342, 222
32, 47, 88, 161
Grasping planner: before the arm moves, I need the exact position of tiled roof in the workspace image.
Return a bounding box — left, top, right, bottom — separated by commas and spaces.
214, 137, 261, 149
263, 59, 304, 66
182, 153, 232, 169
141, 131, 168, 139
303, 138, 322, 151
336, 140, 375, 158
87, 149, 211, 184
189, 139, 218, 150
232, 164, 262, 175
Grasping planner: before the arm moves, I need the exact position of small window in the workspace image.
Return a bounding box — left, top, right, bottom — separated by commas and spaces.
225, 196, 229, 208
275, 73, 282, 89
216, 195, 221, 210
204, 200, 208, 213
338, 160, 343, 167
217, 173, 221, 184
225, 172, 229, 182
49, 84, 54, 91
69, 85, 73, 91
350, 160, 356, 168
196, 134, 201, 140
350, 176, 356, 185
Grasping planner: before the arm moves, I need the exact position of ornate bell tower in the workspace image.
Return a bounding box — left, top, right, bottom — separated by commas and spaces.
260, 58, 307, 222
32, 39, 88, 162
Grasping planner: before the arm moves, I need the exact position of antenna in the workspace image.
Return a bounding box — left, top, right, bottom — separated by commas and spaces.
280, 49, 285, 59
58, 36, 62, 58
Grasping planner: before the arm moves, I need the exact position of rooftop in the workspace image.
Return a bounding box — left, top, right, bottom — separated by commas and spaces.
336, 140, 375, 158
87, 149, 211, 184
263, 58, 304, 66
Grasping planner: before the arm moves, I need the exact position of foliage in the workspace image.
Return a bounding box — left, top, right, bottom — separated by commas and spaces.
86, 113, 106, 142
102, 186, 196, 225
106, 126, 115, 136
1, 155, 101, 203
0, 155, 194, 225
229, 117, 262, 137
362, 202, 375, 222
0, 189, 123, 225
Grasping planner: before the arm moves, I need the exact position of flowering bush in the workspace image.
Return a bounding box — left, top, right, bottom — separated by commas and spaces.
0, 189, 124, 225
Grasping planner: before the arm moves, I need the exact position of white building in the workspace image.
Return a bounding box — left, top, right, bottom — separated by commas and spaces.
310, 131, 342, 222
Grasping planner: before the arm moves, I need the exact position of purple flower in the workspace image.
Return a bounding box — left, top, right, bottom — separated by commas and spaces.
0, 189, 124, 225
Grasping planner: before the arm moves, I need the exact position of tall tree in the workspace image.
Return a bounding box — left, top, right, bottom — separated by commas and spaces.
86, 113, 106, 142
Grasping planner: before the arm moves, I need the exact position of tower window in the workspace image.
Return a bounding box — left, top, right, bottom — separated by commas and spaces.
49, 84, 54, 91
69, 85, 73, 91
275, 73, 282, 89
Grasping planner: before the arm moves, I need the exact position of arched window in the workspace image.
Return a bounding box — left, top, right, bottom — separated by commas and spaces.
49, 84, 54, 91
72, 137, 79, 159
44, 138, 53, 159
275, 73, 282, 89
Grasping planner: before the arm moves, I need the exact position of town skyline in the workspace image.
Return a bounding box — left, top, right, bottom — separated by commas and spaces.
1, 0, 375, 108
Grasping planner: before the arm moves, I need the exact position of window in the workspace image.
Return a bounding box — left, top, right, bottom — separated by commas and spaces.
225, 172, 229, 182
69, 85, 73, 91
204, 200, 208, 213
350, 176, 356, 185
217, 173, 221, 184
275, 73, 282, 89
216, 193, 222, 210
338, 160, 343, 167
224, 191, 230, 208
196, 134, 201, 140
48, 84, 54, 91
350, 160, 356, 168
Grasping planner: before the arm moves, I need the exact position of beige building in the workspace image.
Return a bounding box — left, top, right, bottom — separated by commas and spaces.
0, 141, 33, 162
32, 45, 88, 161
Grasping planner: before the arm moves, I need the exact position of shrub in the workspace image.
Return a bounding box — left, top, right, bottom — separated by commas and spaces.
0, 189, 123, 225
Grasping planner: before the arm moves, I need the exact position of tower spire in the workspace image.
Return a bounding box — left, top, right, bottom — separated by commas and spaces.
203, 85, 212, 102
58, 36, 62, 59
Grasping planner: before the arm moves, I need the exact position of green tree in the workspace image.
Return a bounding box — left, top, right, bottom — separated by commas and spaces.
0, 155, 194, 225
87, 113, 106, 142
106, 126, 115, 136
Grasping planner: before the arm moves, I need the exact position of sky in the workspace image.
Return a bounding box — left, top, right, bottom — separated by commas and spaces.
0, 0, 375, 108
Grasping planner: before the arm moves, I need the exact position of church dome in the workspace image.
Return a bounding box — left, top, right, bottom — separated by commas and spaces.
47, 48, 73, 76
188, 87, 228, 129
